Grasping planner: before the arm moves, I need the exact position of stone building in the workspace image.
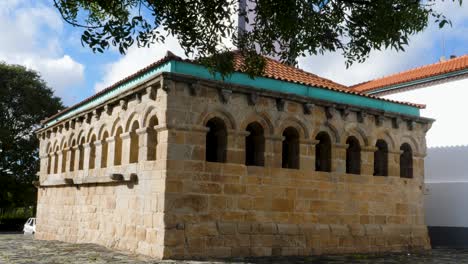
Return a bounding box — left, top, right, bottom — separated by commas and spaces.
35, 52, 433, 259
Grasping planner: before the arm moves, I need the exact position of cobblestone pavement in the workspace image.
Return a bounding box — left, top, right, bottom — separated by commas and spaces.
1, 234, 468, 263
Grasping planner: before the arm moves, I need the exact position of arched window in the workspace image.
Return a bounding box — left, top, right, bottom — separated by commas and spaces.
282, 127, 299, 169
400, 143, 413, 178
245, 122, 265, 166
69, 139, 76, 172
78, 138, 85, 170
114, 127, 123, 166
374, 139, 388, 176
147, 116, 158, 161
89, 135, 97, 169
61, 144, 68, 173
101, 131, 109, 168
315, 132, 331, 172
129, 121, 140, 163
206, 117, 227, 163
346, 136, 361, 174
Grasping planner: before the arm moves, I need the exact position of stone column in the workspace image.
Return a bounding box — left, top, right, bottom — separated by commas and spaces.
332, 143, 348, 173
227, 130, 248, 164
266, 135, 283, 168
121, 132, 132, 165
82, 143, 91, 170
155, 126, 168, 161
50, 153, 56, 174
62, 147, 70, 173
361, 146, 377, 176
94, 141, 103, 169
414, 154, 425, 182
106, 137, 116, 167
388, 150, 403, 177
136, 127, 150, 161
300, 139, 318, 171
56, 151, 63, 174
73, 146, 80, 171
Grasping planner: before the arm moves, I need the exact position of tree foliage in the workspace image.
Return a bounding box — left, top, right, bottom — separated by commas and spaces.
53, 0, 462, 75
0, 63, 64, 210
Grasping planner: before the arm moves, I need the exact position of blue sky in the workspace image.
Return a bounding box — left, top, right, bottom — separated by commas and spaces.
1, 0, 467, 107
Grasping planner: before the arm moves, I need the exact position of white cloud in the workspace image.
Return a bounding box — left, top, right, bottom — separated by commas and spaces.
94, 34, 186, 92
298, 1, 468, 86
0, 1, 84, 104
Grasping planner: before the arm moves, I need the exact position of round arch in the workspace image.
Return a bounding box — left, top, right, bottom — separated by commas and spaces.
312, 121, 340, 143
341, 126, 369, 147
111, 118, 122, 136
198, 108, 236, 130
399, 135, 420, 155
372, 130, 396, 152
124, 112, 140, 132
276, 116, 309, 139
240, 112, 274, 135
141, 106, 160, 128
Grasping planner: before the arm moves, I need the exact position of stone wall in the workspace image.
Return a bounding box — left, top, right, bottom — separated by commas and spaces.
36, 164, 165, 257
35, 73, 432, 259
161, 77, 430, 258
35, 76, 169, 258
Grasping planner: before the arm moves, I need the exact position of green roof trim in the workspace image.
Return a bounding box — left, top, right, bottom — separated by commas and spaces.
45, 59, 421, 128
366, 68, 468, 95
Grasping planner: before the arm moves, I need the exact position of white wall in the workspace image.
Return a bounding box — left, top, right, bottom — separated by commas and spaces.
382, 77, 468, 147
425, 182, 468, 227
425, 146, 468, 182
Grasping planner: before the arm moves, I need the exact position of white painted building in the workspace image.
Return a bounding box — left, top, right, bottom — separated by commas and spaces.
352, 55, 468, 247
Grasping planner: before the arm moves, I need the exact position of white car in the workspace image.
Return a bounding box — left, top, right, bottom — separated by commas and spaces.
23, 217, 36, 234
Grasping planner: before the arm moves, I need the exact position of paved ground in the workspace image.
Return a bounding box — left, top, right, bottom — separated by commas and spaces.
1, 234, 468, 263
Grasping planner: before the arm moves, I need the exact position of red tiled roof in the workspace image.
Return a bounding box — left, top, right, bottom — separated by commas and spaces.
42, 51, 425, 125
351, 55, 468, 92
231, 52, 348, 91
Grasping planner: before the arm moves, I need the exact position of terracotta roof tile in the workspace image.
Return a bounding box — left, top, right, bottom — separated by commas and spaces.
231, 52, 348, 91
351, 55, 468, 92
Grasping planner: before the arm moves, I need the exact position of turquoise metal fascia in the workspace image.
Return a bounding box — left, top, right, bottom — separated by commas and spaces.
367, 68, 468, 95
173, 61, 420, 116
45, 62, 172, 128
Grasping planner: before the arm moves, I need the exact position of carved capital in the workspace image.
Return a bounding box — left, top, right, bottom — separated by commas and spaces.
188, 82, 199, 96
119, 99, 127, 110
325, 106, 334, 120
276, 98, 285, 111
161, 79, 173, 92
248, 92, 258, 106
219, 88, 232, 104
135, 93, 142, 103
146, 85, 156, 100
375, 115, 384, 126
357, 111, 367, 123
392, 117, 402, 129
407, 120, 415, 131
339, 108, 350, 120
303, 103, 314, 115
